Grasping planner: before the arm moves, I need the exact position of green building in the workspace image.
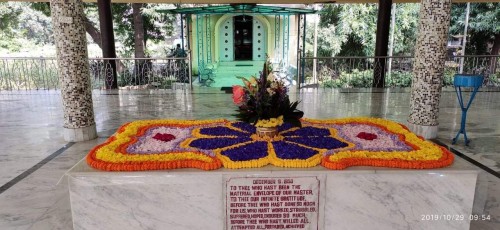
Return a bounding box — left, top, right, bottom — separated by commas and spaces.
166, 4, 316, 87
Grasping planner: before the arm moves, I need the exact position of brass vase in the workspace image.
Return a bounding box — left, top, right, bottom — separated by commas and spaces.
256, 126, 279, 138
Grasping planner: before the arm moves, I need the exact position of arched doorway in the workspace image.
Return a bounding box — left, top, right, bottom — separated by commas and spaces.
234, 15, 252, 60
219, 15, 267, 62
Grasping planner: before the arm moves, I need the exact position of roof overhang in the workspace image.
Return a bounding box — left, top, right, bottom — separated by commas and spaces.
3, 0, 498, 4
161, 4, 316, 15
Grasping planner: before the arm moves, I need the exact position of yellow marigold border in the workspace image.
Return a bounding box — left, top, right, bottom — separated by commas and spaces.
303, 117, 454, 169
93, 119, 227, 164
86, 117, 454, 171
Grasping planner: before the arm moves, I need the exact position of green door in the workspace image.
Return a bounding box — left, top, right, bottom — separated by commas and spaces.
220, 17, 234, 62
253, 18, 266, 61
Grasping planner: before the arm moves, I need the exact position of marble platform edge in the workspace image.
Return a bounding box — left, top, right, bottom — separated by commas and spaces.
66, 158, 479, 178
66, 170, 480, 178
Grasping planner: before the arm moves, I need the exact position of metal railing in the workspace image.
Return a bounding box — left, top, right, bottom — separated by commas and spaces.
1, 55, 498, 90
298, 55, 500, 88
0, 57, 191, 91
0, 57, 59, 90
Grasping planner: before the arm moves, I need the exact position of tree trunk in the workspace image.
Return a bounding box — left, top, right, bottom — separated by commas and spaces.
491, 33, 500, 55
133, 3, 146, 59
372, 0, 392, 88
84, 13, 125, 74
97, 0, 118, 89
490, 33, 500, 80
84, 17, 102, 48
132, 3, 147, 85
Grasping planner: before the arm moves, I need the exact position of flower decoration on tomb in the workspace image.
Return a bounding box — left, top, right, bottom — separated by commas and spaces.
86, 118, 454, 171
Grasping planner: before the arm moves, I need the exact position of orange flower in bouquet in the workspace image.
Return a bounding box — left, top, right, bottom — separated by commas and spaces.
232, 85, 245, 105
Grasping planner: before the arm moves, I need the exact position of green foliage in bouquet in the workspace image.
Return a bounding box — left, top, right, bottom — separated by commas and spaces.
232, 63, 304, 127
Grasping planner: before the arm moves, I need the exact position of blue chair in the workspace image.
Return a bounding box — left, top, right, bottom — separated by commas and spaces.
198, 62, 215, 86
452, 74, 484, 145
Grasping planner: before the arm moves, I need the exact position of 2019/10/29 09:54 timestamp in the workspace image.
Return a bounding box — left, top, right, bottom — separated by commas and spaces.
421, 214, 491, 221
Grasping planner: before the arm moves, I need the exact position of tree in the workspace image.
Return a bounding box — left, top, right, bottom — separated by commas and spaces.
450, 3, 500, 78
30, 2, 175, 58
0, 3, 22, 50
450, 3, 500, 55
314, 4, 378, 57
1, 2, 53, 51
391, 3, 420, 55
312, 3, 419, 57
112, 3, 175, 57
109, 3, 175, 84
29, 2, 176, 86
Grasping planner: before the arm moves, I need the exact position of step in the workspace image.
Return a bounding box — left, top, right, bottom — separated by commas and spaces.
218, 61, 265, 67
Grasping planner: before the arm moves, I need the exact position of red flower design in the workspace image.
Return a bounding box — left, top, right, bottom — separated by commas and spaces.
153, 133, 176, 142
232, 85, 245, 105
356, 132, 378, 141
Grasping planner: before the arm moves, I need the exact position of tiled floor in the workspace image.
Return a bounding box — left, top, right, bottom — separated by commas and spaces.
0, 88, 499, 229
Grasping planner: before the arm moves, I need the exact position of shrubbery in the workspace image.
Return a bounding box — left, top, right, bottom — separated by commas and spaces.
320, 69, 415, 88
319, 66, 474, 88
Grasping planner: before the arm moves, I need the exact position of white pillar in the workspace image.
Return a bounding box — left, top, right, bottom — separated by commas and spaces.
50, 0, 97, 142
387, 3, 396, 79
408, 0, 452, 139
312, 6, 319, 84
459, 2, 470, 74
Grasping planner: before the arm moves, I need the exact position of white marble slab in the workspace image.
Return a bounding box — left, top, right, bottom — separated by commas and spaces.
67, 161, 478, 230
325, 173, 477, 230
69, 174, 224, 230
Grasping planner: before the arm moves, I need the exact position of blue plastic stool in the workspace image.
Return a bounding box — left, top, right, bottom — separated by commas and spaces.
452, 74, 484, 146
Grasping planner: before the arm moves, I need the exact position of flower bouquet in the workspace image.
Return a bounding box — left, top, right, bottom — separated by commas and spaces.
232, 63, 304, 138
